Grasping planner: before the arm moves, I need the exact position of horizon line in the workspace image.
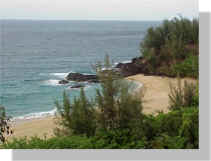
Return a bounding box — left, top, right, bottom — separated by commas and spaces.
0, 18, 163, 22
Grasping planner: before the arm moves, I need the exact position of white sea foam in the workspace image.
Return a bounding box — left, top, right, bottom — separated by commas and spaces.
50, 72, 69, 79
114, 60, 132, 66
121, 60, 132, 64
81, 73, 95, 75
43, 79, 61, 86
12, 108, 57, 121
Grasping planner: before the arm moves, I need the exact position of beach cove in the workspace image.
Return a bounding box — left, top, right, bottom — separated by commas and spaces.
6, 74, 196, 140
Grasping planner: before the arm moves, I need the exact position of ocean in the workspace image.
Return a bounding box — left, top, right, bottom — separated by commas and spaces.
0, 20, 159, 119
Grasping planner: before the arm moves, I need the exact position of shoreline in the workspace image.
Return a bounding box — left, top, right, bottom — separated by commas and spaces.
7, 116, 56, 140
6, 74, 196, 140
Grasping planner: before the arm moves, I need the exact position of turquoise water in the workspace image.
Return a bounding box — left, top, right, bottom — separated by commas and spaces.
0, 20, 159, 118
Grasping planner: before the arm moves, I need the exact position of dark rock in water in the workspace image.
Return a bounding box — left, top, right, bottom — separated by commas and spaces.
58, 80, 69, 84
66, 73, 99, 83
66, 57, 149, 83
70, 84, 85, 89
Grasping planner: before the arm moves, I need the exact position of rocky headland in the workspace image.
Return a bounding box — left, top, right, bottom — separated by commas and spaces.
58, 57, 150, 86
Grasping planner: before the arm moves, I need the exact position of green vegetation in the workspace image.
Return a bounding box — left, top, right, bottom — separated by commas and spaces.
140, 17, 199, 78
54, 90, 96, 137
1, 17, 199, 149
168, 79, 199, 110
2, 107, 198, 149
94, 55, 143, 133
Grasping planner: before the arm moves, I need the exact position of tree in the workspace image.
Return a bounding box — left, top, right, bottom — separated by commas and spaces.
95, 55, 143, 132
54, 90, 96, 137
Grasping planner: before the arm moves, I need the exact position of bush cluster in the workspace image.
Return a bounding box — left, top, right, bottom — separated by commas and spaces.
2, 107, 198, 149
140, 17, 199, 78
168, 79, 199, 110
54, 90, 96, 137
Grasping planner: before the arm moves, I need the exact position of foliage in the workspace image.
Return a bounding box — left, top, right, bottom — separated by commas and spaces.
173, 55, 198, 78
54, 89, 96, 137
168, 79, 198, 110
2, 136, 94, 149
179, 108, 199, 148
0, 106, 13, 143
2, 107, 198, 149
142, 107, 198, 149
95, 55, 143, 132
140, 17, 199, 78
91, 129, 147, 149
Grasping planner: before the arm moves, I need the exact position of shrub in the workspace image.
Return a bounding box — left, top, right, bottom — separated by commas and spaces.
2, 107, 198, 149
173, 55, 199, 78
2, 136, 94, 149
95, 55, 143, 132
179, 108, 199, 148
142, 107, 198, 149
140, 17, 199, 78
168, 79, 198, 110
54, 89, 96, 137
150, 135, 186, 149
92, 129, 147, 149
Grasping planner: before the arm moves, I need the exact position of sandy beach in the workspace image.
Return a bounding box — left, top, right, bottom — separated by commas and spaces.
6, 116, 57, 140
127, 74, 196, 114
6, 74, 196, 140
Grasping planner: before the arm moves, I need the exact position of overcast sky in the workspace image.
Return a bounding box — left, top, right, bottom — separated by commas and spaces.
0, 0, 198, 20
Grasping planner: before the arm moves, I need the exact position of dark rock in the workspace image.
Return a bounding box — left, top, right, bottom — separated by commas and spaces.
115, 63, 124, 69
66, 73, 99, 83
114, 58, 143, 77
58, 80, 69, 84
66, 56, 150, 83
70, 84, 85, 89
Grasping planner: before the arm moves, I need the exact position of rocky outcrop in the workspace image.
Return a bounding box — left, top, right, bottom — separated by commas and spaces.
58, 73, 98, 85
58, 79, 69, 84
70, 84, 85, 89
66, 73, 99, 83
58, 57, 151, 85
114, 57, 148, 77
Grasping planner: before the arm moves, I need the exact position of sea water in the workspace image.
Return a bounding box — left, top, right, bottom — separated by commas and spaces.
0, 20, 159, 119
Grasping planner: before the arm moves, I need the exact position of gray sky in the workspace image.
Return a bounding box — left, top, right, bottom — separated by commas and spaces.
0, 0, 198, 20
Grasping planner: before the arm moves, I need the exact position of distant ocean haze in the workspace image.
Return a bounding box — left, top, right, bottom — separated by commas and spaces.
0, 20, 159, 119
